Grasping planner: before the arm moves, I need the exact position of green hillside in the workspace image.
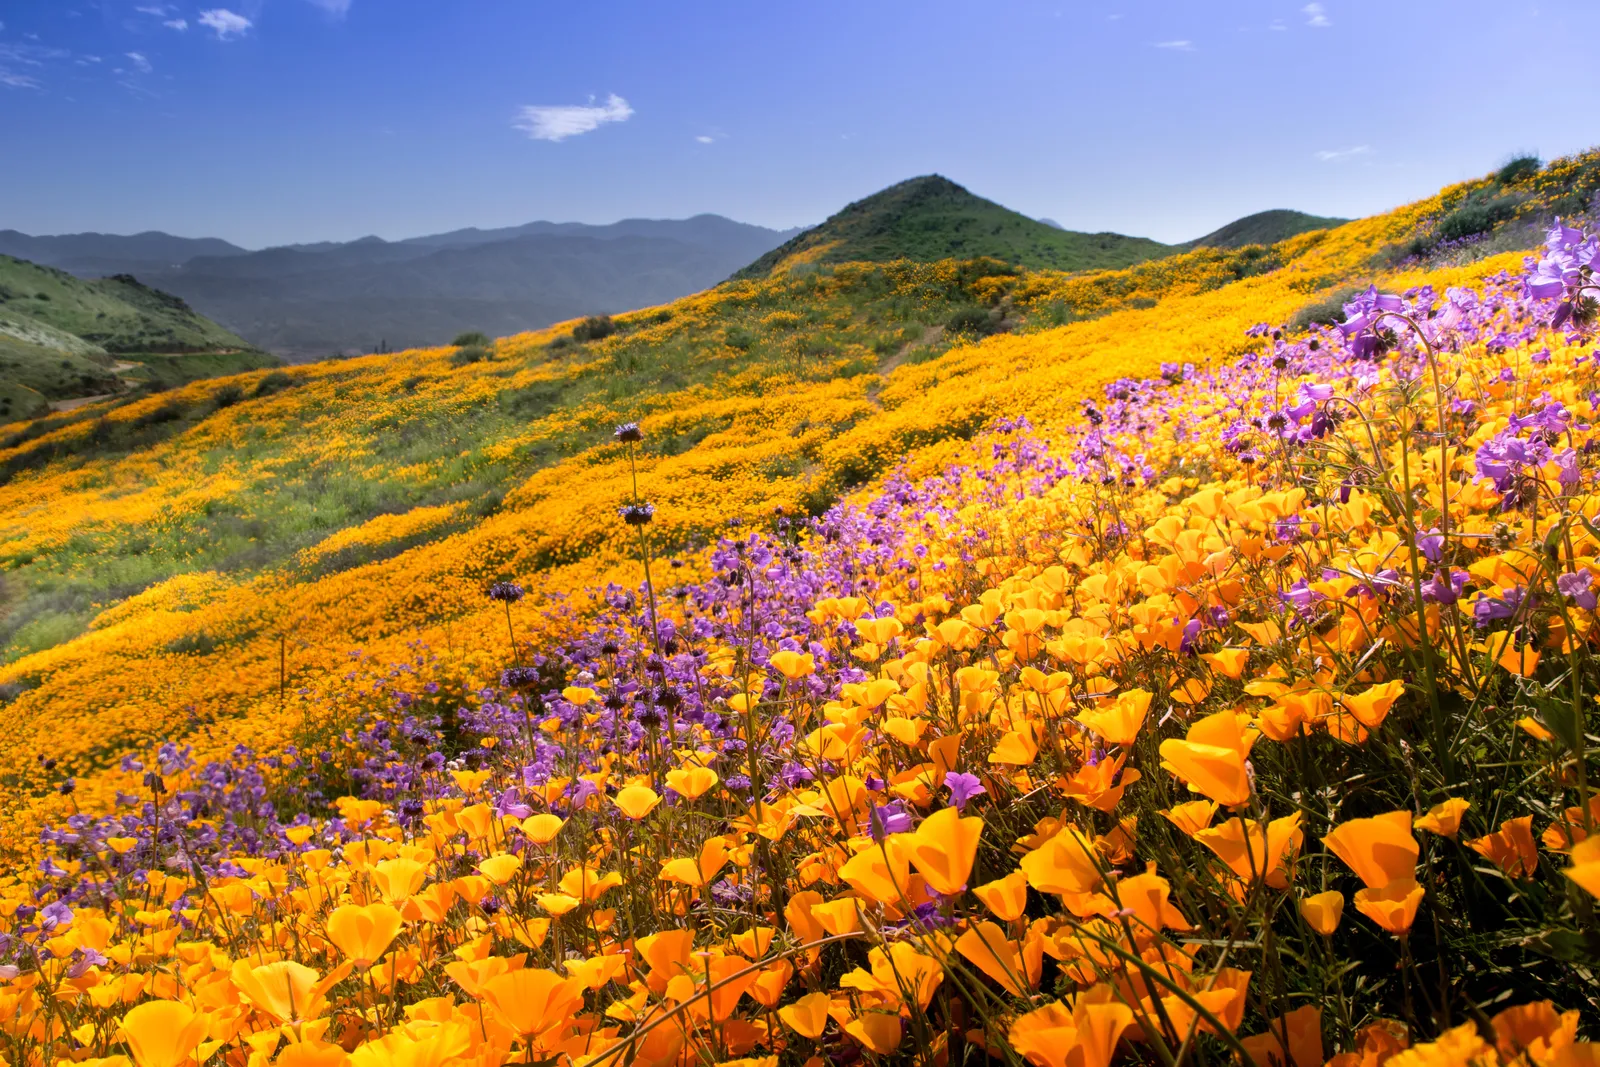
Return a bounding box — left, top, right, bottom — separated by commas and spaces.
1185, 208, 1348, 249
733, 175, 1173, 279
0, 256, 278, 410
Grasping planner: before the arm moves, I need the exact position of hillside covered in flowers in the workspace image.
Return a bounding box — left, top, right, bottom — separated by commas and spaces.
0, 150, 1599, 1067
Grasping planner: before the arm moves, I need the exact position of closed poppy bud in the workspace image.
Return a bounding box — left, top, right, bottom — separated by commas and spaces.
1300, 890, 1344, 936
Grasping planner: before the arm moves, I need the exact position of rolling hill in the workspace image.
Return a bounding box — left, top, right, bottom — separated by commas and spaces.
733, 174, 1176, 279
1185, 207, 1350, 249
0, 256, 275, 413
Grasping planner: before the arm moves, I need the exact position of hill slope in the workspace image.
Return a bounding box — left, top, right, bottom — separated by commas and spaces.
1186, 207, 1349, 249
0, 256, 275, 406
732, 175, 1174, 279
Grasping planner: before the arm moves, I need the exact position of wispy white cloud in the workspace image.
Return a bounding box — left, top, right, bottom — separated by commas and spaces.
695, 135, 715, 144
125, 50, 152, 73
1154, 39, 1194, 50
1316, 145, 1371, 162
304, 0, 353, 16
513, 94, 633, 142
0, 38, 66, 89
136, 5, 189, 29
1269, 18, 1287, 31
198, 9, 253, 39
1303, 2, 1331, 27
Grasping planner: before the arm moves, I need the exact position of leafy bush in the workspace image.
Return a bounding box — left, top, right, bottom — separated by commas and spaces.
945, 304, 1004, 337
449, 345, 489, 367
450, 331, 490, 348
1291, 284, 1367, 330
210, 384, 243, 409
252, 371, 294, 397
1497, 154, 1542, 186
1436, 197, 1520, 241
572, 315, 615, 342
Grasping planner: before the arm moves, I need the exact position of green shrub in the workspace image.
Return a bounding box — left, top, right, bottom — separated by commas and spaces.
945, 305, 1003, 337
450, 345, 489, 367
253, 371, 294, 397
572, 315, 615, 342
1436, 193, 1524, 242
451, 331, 490, 348
1291, 285, 1367, 331
1496, 154, 1541, 186
210, 384, 243, 409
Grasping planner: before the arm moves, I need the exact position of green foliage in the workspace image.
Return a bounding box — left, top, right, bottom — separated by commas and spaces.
450, 331, 490, 348
449, 345, 490, 367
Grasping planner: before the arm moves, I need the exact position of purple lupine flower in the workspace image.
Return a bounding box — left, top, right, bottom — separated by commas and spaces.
39, 903, 72, 932
944, 772, 986, 811
1421, 569, 1468, 605
1558, 571, 1598, 611
868, 802, 914, 842
487, 582, 525, 603
1418, 528, 1444, 563
613, 422, 644, 444
1474, 588, 1527, 627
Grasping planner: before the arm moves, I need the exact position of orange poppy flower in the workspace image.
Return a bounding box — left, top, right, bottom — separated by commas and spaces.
1322, 811, 1418, 889
1467, 816, 1539, 879
1158, 709, 1255, 806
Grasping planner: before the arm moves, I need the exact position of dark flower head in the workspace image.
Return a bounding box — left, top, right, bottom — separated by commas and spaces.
487, 582, 525, 603
620, 502, 656, 526
613, 422, 644, 444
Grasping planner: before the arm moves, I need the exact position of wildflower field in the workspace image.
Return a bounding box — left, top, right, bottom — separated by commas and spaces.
1, 152, 1600, 1067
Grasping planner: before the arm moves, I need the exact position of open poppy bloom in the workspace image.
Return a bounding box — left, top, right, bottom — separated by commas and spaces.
1468, 815, 1539, 879
1415, 798, 1470, 839
1322, 811, 1418, 889
120, 1000, 215, 1067
1239, 1006, 1324, 1067
1158, 709, 1256, 806
1353, 878, 1425, 935
908, 806, 983, 894
613, 784, 663, 820
327, 902, 404, 967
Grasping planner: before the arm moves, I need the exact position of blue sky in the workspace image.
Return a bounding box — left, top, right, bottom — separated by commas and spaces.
2, 1, 1598, 248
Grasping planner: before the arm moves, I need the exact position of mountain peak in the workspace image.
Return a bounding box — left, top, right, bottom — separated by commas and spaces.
732, 175, 1171, 280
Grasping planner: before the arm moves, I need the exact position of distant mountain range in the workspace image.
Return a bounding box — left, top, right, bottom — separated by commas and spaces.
0, 218, 804, 361
2, 188, 1346, 362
